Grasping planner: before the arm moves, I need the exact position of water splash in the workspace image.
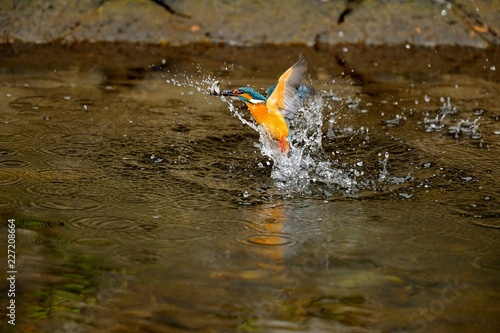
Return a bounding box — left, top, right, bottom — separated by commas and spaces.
219, 88, 361, 195
423, 97, 482, 139
448, 118, 481, 139
438, 97, 458, 116
378, 151, 390, 182
165, 64, 234, 95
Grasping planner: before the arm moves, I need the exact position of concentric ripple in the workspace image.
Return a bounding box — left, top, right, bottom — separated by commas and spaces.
0, 169, 23, 186
105, 187, 166, 207
26, 182, 84, 197
237, 233, 298, 247
118, 223, 214, 246
70, 237, 121, 252
29, 196, 102, 211
66, 216, 139, 232
0, 159, 29, 167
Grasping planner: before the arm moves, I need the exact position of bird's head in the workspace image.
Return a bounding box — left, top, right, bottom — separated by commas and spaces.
221, 87, 266, 105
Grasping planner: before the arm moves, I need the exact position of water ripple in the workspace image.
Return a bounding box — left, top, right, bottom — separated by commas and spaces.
0, 148, 20, 157
66, 216, 139, 232
0, 169, 22, 185
467, 218, 500, 230
0, 159, 29, 167
26, 182, 84, 197
8, 77, 68, 89
36, 168, 86, 180
61, 133, 104, 146
0, 194, 15, 209
403, 232, 492, 255
29, 196, 101, 211
105, 188, 166, 207
70, 237, 121, 252
237, 233, 298, 247
450, 191, 500, 229
38, 133, 104, 158
0, 133, 32, 144
472, 255, 500, 271
111, 249, 164, 265
118, 223, 214, 246
9, 95, 73, 114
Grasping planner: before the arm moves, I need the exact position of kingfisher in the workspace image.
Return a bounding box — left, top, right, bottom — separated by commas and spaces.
211, 58, 308, 154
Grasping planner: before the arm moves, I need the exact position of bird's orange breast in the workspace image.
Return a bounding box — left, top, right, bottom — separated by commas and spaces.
246, 102, 290, 152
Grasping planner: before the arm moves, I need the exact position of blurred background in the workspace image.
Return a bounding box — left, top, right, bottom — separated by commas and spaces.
2, 0, 499, 48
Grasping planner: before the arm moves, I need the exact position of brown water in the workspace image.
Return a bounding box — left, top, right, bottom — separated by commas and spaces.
0, 44, 499, 333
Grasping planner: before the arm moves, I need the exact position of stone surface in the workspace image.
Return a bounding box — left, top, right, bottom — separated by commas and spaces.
1, 0, 499, 48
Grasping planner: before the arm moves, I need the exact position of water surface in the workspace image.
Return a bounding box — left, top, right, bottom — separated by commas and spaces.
0, 44, 499, 333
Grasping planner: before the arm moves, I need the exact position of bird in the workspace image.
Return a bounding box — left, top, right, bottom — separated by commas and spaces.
216, 58, 307, 154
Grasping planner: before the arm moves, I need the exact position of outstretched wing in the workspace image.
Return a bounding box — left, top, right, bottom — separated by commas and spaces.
266, 57, 307, 122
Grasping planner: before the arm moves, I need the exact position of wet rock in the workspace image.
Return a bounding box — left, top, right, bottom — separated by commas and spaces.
1, 0, 499, 47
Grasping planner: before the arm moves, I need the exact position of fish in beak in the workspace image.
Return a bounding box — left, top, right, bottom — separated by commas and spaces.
209, 81, 241, 98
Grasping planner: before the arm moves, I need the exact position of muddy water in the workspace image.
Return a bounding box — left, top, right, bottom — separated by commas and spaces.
0, 44, 499, 333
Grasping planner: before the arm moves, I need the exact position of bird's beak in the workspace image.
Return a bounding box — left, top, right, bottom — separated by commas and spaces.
221, 89, 239, 97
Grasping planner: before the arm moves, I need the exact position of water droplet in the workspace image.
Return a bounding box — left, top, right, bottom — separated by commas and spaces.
473, 108, 485, 116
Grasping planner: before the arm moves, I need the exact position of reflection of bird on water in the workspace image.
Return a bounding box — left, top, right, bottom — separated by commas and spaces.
211, 58, 312, 155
